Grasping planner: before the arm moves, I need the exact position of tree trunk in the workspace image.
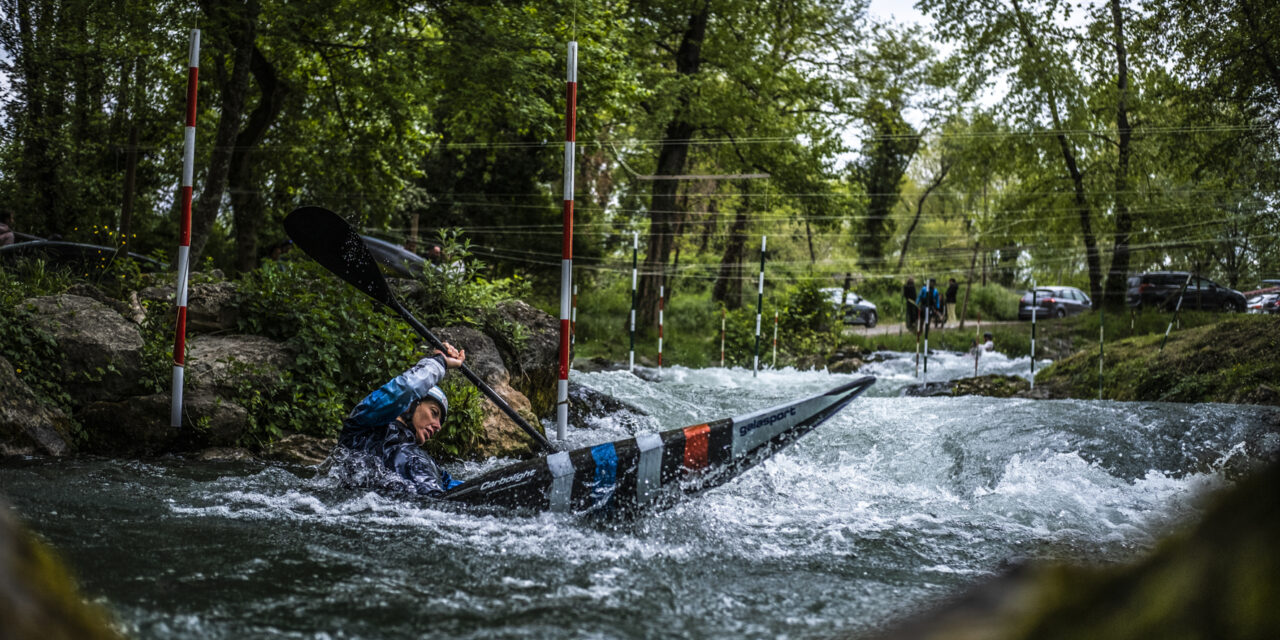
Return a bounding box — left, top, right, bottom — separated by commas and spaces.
712, 206, 749, 309
637, 4, 709, 330
1103, 0, 1134, 310
189, 0, 259, 265
229, 44, 288, 273
896, 159, 951, 271
1011, 0, 1103, 307
959, 243, 978, 328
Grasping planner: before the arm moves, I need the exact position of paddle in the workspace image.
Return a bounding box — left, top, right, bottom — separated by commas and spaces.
283, 205, 556, 453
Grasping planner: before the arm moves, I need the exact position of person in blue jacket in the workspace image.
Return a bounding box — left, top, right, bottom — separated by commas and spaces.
336, 341, 467, 497
916, 278, 943, 331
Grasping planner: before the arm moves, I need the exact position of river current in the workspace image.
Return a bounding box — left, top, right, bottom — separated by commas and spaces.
2, 350, 1278, 638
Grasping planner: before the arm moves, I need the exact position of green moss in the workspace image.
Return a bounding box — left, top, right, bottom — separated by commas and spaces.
1035, 315, 1280, 405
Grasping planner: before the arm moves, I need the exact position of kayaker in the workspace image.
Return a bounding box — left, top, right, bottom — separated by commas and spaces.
981, 332, 995, 351
334, 342, 467, 497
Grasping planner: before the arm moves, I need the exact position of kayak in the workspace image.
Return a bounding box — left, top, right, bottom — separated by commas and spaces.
442, 376, 876, 515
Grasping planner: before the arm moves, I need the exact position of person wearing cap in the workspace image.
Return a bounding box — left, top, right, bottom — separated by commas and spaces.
335, 342, 467, 497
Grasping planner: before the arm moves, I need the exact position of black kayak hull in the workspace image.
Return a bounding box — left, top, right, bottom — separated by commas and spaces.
442, 376, 876, 516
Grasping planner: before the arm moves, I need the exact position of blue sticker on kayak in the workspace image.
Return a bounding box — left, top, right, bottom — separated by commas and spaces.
591, 443, 618, 508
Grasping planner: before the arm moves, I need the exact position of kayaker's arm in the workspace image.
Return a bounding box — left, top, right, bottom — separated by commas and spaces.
344, 354, 448, 431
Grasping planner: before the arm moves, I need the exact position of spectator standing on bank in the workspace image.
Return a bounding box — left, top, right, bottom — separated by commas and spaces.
945, 278, 959, 326
902, 277, 918, 334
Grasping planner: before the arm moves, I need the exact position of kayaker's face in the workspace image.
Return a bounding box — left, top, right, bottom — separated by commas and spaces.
412, 400, 443, 445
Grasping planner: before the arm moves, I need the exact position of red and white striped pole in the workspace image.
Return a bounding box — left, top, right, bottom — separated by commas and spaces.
556, 41, 577, 441
720, 308, 726, 368
171, 29, 199, 428
657, 285, 665, 370
570, 284, 578, 356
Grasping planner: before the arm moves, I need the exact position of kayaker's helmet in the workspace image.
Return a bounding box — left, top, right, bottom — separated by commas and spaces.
984, 332, 993, 341
419, 386, 448, 423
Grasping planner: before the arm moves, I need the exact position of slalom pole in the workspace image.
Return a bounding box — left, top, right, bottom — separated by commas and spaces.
753, 236, 766, 377
720, 307, 726, 368
1160, 272, 1194, 352
629, 231, 637, 372
657, 285, 665, 371
771, 310, 778, 368
171, 29, 200, 429
555, 40, 578, 441
570, 284, 577, 357
914, 304, 922, 377
1099, 306, 1105, 400
1030, 280, 1037, 390
923, 305, 930, 384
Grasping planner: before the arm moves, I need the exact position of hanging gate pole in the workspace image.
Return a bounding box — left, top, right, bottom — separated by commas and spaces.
753, 236, 767, 377
720, 307, 726, 368
629, 231, 637, 372
555, 41, 578, 440
1030, 281, 1037, 390
772, 310, 778, 368
171, 29, 200, 428
657, 285, 665, 371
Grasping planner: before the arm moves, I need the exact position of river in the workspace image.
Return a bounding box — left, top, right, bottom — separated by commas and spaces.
2, 349, 1277, 638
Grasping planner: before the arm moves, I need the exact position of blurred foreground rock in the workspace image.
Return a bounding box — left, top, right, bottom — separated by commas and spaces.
876, 461, 1280, 640
0, 500, 122, 639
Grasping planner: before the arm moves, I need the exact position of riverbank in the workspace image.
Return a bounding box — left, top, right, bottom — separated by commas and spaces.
1033, 314, 1280, 405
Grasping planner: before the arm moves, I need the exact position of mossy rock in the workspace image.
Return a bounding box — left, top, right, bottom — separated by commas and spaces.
950, 374, 1030, 398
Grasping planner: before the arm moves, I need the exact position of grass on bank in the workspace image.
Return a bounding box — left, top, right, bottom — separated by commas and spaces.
1035, 314, 1280, 404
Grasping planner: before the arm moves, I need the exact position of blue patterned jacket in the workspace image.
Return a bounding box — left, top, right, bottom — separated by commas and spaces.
337, 355, 462, 496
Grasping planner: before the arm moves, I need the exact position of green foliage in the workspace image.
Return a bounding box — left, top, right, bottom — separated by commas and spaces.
423, 376, 485, 461
0, 263, 74, 415
235, 259, 419, 441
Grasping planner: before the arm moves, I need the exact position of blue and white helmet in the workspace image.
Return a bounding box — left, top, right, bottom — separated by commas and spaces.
420, 385, 449, 422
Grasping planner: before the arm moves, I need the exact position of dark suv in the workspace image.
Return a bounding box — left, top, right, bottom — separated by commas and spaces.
1018, 286, 1092, 320
1126, 272, 1246, 312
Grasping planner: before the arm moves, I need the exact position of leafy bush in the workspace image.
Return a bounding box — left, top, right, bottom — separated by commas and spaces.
235, 259, 419, 442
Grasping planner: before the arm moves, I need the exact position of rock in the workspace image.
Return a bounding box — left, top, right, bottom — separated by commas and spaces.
195, 447, 254, 462
186, 334, 295, 394
568, 382, 649, 431
951, 374, 1030, 398
494, 300, 561, 418
0, 355, 74, 457
138, 280, 240, 333
793, 354, 826, 371
432, 326, 509, 387
632, 366, 662, 382
77, 390, 248, 456
264, 434, 336, 466
828, 357, 864, 374
21, 294, 145, 403
0, 500, 123, 639
572, 356, 624, 373
65, 283, 139, 322
900, 381, 955, 397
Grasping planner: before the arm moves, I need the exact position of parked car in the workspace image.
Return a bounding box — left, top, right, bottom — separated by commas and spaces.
1243, 279, 1280, 297
1246, 293, 1280, 314
0, 237, 166, 273
821, 287, 877, 328
1126, 272, 1246, 312
1018, 285, 1092, 320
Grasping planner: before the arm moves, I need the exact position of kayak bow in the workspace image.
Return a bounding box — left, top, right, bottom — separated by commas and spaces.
444, 376, 875, 515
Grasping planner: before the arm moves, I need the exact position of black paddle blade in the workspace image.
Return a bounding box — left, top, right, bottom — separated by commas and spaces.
284, 206, 395, 306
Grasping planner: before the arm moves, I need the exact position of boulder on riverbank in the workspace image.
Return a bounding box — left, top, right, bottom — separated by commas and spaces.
20, 294, 145, 403
0, 355, 74, 457
900, 374, 1031, 399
